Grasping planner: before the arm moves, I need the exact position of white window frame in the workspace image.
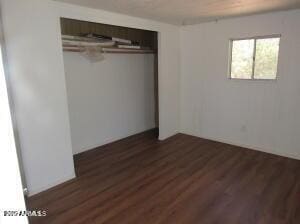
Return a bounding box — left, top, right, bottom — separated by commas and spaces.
228, 34, 281, 80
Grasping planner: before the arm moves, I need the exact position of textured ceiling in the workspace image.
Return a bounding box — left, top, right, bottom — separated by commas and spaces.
55, 0, 300, 25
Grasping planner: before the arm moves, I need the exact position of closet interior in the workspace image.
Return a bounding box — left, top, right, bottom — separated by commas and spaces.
60, 18, 159, 155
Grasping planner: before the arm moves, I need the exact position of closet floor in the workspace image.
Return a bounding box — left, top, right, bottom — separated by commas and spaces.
27, 129, 300, 224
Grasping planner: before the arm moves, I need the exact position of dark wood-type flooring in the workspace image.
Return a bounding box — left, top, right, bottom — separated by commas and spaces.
28, 130, 300, 224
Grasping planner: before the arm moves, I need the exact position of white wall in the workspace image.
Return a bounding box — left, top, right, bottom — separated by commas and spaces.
180, 10, 300, 160
1, 0, 76, 196
54, 2, 180, 140
1, 0, 180, 195
0, 36, 28, 224
63, 53, 156, 154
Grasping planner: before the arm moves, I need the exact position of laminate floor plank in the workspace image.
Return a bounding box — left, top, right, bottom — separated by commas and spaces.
27, 130, 300, 224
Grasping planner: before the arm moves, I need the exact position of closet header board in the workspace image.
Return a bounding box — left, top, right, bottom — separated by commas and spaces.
60, 18, 158, 51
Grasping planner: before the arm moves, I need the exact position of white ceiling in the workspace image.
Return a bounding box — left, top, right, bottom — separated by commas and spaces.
55, 0, 300, 25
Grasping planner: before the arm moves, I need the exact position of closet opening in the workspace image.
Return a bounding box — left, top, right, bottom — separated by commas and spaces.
60, 18, 159, 167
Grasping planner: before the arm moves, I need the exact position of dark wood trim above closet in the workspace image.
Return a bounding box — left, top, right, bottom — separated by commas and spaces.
60, 18, 158, 51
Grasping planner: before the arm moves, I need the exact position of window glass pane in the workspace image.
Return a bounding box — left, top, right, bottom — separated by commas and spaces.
254, 38, 280, 79
230, 39, 254, 79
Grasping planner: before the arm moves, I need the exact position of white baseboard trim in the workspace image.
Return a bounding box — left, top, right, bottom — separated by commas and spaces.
180, 131, 300, 161
28, 172, 76, 197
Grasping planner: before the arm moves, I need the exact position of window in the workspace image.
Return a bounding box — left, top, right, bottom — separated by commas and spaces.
229, 36, 280, 80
